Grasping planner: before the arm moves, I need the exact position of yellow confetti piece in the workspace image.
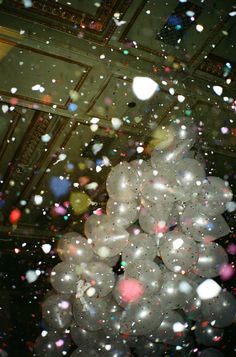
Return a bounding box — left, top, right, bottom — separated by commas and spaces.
70, 191, 91, 215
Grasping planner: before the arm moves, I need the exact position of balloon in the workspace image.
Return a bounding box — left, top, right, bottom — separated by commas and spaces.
193, 242, 228, 278
120, 297, 164, 335
81, 261, 115, 297
106, 198, 139, 228
124, 260, 162, 296
138, 198, 173, 234
140, 166, 177, 204
201, 291, 236, 327
159, 272, 195, 310
57, 232, 93, 264
129, 159, 152, 181
70, 321, 106, 348
50, 262, 78, 295
194, 321, 224, 346
100, 339, 130, 357
160, 230, 199, 273
71, 347, 100, 357
73, 295, 111, 331
122, 233, 157, 263
183, 295, 202, 321
134, 337, 166, 357
195, 176, 233, 216
34, 330, 71, 357
106, 162, 139, 202
173, 158, 205, 201
84, 214, 129, 258
93, 253, 120, 267
180, 205, 230, 241
103, 308, 122, 336
199, 348, 225, 357
42, 294, 72, 330
151, 140, 193, 169
148, 310, 188, 345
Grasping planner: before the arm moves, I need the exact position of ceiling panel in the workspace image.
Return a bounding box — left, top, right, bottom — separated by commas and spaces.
0, 38, 90, 108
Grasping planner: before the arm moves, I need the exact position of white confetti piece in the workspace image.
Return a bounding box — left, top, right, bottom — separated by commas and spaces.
196, 279, 221, 300
213, 85, 223, 96
41, 244, 52, 254
132, 77, 159, 101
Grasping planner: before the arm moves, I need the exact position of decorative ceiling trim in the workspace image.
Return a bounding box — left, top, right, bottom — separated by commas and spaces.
198, 54, 236, 79
0, 111, 50, 194
0, 109, 21, 162
1, 0, 132, 44
0, 38, 92, 110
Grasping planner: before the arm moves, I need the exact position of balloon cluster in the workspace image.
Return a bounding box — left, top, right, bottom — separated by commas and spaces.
35, 118, 236, 357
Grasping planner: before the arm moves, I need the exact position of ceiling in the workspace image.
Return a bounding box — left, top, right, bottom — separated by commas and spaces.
0, 0, 235, 241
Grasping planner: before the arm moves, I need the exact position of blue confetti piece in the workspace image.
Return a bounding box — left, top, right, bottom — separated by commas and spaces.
49, 176, 71, 198
68, 103, 78, 112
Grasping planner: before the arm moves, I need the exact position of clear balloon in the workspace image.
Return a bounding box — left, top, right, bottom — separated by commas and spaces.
57, 232, 93, 264
138, 198, 173, 234
50, 262, 78, 295
81, 261, 115, 297
93, 253, 120, 267
84, 214, 129, 258
124, 259, 162, 296
159, 272, 195, 310
106, 198, 139, 228
148, 310, 188, 345
42, 294, 72, 330
194, 242, 228, 278
160, 230, 199, 273
140, 166, 177, 204
173, 158, 205, 201
122, 233, 157, 263
194, 321, 224, 346
34, 330, 71, 357
199, 348, 225, 357
73, 295, 111, 331
201, 291, 236, 327
106, 162, 139, 202
195, 176, 233, 216
70, 321, 106, 348
180, 205, 230, 241
71, 346, 100, 357
120, 297, 164, 336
